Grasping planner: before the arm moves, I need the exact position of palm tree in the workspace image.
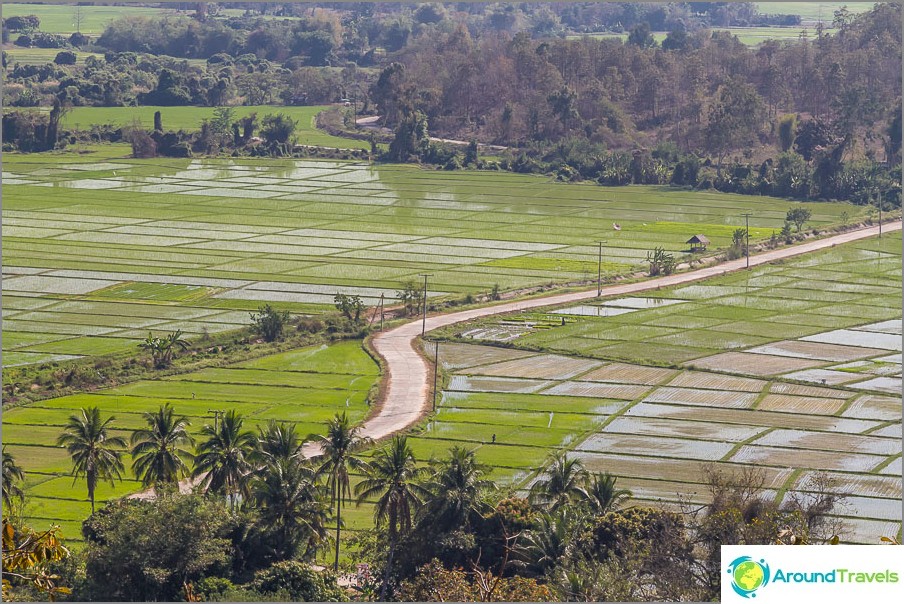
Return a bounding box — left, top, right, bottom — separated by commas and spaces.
138, 329, 189, 369
56, 407, 127, 514
355, 435, 430, 600
583, 472, 631, 515
422, 445, 495, 532
529, 452, 588, 512
192, 410, 256, 508
129, 403, 194, 489
251, 457, 329, 562
310, 412, 371, 572
256, 420, 305, 466
517, 509, 576, 577
2, 446, 26, 509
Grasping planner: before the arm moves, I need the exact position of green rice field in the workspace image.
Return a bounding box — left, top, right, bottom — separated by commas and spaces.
1, 340, 379, 546
755, 2, 876, 22
2, 154, 862, 367
569, 27, 812, 46
430, 235, 901, 543
2, 46, 105, 66
15, 105, 369, 150
1, 3, 180, 35
448, 234, 902, 367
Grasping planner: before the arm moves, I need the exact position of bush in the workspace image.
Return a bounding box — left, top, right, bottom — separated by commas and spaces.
54, 50, 77, 65
250, 304, 290, 342
249, 561, 347, 602
194, 577, 235, 600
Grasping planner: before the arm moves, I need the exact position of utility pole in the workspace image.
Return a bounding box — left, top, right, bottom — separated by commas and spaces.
597, 241, 604, 297
432, 341, 439, 412
877, 189, 882, 238
741, 213, 753, 269
208, 410, 222, 432
418, 274, 432, 336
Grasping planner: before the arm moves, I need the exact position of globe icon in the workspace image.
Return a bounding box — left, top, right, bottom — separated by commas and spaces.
733, 560, 765, 592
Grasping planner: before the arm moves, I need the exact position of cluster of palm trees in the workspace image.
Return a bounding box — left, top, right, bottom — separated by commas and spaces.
519, 453, 632, 577
42, 404, 631, 597
51, 405, 375, 566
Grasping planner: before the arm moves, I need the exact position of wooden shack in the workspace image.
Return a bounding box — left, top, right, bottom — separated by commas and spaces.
687, 234, 710, 252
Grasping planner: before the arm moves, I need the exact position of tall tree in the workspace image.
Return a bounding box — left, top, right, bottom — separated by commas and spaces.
256, 420, 305, 466
310, 412, 371, 571
528, 452, 588, 512
251, 458, 328, 563
705, 78, 765, 170
192, 410, 256, 508
421, 445, 495, 532
129, 404, 194, 489
582, 472, 631, 516
355, 435, 430, 600
56, 407, 127, 513
2, 446, 26, 509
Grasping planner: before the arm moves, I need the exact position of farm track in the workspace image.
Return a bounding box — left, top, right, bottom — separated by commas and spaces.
132, 221, 900, 500
367, 221, 902, 444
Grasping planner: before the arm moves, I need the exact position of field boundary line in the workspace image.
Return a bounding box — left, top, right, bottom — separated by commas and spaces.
368, 222, 901, 445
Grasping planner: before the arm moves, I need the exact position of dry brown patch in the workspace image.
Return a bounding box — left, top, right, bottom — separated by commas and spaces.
730, 445, 884, 472
469, 354, 602, 380
577, 362, 678, 385
668, 370, 766, 393
688, 352, 825, 376
757, 394, 845, 415
629, 402, 878, 433
748, 340, 887, 362
770, 382, 851, 399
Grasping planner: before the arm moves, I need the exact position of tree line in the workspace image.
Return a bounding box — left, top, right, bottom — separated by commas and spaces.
3, 402, 849, 601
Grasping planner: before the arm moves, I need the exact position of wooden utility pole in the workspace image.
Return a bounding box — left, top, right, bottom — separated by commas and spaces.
432, 341, 439, 412
597, 241, 604, 296
741, 213, 753, 269
207, 410, 222, 432
418, 274, 432, 336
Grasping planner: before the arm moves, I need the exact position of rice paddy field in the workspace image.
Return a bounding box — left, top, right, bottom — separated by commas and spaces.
2, 47, 106, 66
569, 27, 812, 46
1, 340, 379, 547
2, 153, 861, 368
12, 105, 369, 150
432, 234, 902, 543
755, 2, 876, 23
1, 3, 183, 35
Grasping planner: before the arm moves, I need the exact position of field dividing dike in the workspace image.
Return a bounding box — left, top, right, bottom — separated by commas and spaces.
720, 427, 777, 462
748, 382, 775, 410
364, 222, 899, 482
870, 454, 902, 475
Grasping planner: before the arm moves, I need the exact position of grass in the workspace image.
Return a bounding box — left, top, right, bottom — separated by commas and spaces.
447, 234, 901, 367
1, 3, 177, 34
2, 156, 865, 367
432, 234, 900, 541
755, 2, 876, 22
4, 340, 379, 542
2, 46, 104, 65
17, 105, 370, 150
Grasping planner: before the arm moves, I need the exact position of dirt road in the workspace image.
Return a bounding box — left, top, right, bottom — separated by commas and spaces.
366, 222, 901, 442
132, 221, 898, 499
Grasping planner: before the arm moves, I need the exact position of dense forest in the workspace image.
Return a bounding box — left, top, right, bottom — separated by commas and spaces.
2, 2, 901, 204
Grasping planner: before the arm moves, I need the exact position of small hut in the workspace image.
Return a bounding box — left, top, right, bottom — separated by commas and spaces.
687, 234, 710, 252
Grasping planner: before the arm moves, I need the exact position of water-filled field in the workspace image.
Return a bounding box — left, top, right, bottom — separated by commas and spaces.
437, 234, 901, 543
450, 234, 901, 367
2, 154, 861, 367
1, 340, 378, 546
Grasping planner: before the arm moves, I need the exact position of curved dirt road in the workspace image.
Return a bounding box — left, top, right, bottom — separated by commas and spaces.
367, 222, 901, 442
132, 221, 898, 499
